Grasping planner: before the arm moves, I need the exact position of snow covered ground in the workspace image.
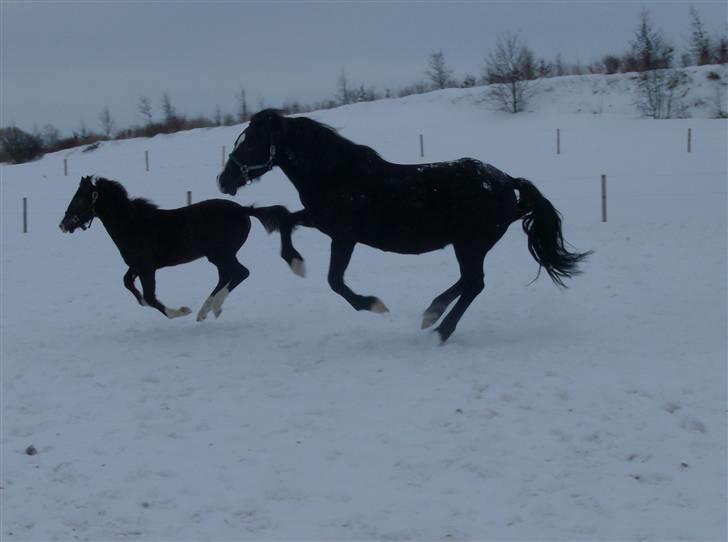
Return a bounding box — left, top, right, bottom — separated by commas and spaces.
2, 69, 726, 540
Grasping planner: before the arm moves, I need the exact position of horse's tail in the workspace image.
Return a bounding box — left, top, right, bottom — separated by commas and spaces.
245, 205, 288, 234
511, 178, 592, 288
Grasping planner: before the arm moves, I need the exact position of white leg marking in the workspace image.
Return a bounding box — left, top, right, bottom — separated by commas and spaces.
290, 257, 306, 278
421, 310, 440, 329
211, 286, 230, 318
196, 296, 214, 322
370, 299, 389, 314
165, 306, 191, 319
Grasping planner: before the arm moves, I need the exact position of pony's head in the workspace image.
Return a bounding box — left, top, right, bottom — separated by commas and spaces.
217, 109, 286, 195
60, 176, 98, 233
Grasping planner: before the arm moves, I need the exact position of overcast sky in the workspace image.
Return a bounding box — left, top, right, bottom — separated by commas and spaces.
2, 1, 726, 135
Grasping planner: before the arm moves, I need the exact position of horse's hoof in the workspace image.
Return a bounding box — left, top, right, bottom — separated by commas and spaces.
213, 307, 223, 319
179, 306, 191, 316
421, 310, 440, 329
291, 258, 306, 278
435, 325, 453, 343
196, 311, 207, 322
370, 299, 389, 313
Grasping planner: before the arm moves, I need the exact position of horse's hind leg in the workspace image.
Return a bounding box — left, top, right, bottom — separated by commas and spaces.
196, 265, 228, 322
139, 270, 191, 319
435, 242, 488, 342
328, 239, 388, 313
123, 268, 146, 306
198, 258, 250, 321
421, 279, 463, 329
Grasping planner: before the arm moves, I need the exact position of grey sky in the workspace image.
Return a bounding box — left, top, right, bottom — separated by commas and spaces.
2, 1, 726, 135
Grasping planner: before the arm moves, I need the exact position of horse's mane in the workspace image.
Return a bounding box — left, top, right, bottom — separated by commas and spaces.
252, 109, 383, 163
95, 177, 158, 214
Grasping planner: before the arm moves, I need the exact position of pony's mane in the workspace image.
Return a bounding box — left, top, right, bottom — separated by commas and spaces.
95, 177, 158, 213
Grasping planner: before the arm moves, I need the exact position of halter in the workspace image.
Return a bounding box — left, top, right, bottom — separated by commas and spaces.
227, 144, 276, 185
69, 190, 98, 230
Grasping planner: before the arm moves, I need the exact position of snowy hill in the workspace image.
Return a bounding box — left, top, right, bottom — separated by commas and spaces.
1, 68, 726, 540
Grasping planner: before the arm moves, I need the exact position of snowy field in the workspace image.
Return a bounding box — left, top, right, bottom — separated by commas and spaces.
2, 71, 726, 540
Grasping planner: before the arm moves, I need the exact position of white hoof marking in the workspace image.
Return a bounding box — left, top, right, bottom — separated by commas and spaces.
196, 296, 214, 321
211, 286, 230, 319
166, 306, 191, 319
291, 258, 305, 278
371, 299, 389, 314
421, 310, 440, 329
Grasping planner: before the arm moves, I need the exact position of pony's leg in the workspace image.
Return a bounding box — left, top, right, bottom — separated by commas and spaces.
421, 279, 463, 329
435, 242, 488, 343
139, 270, 191, 319
196, 266, 228, 321
328, 239, 388, 313
123, 268, 146, 306
210, 260, 249, 319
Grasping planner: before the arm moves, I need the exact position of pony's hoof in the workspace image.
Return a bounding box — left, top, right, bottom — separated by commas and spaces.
290, 257, 306, 278
421, 310, 440, 329
370, 299, 389, 313
166, 306, 192, 319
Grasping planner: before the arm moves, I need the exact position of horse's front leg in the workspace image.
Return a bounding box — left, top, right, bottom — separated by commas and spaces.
327, 238, 388, 313
139, 270, 191, 319
123, 268, 146, 306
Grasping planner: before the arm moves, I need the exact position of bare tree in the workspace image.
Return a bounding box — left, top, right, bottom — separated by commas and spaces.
689, 6, 712, 66
41, 124, 61, 147
99, 106, 115, 137
631, 8, 673, 72
213, 106, 222, 126
336, 68, 352, 105
161, 92, 177, 123
483, 33, 538, 113
137, 96, 153, 125
426, 51, 454, 89
236, 87, 249, 122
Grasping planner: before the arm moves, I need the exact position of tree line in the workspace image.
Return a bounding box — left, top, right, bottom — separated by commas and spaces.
1, 6, 726, 164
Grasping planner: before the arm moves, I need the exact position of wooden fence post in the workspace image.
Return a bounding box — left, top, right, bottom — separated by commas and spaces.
23, 197, 28, 233
687, 128, 692, 153
145, 150, 149, 172
63, 159, 68, 176
222, 145, 226, 168
601, 174, 607, 223
187, 191, 192, 206
556, 128, 561, 155
419, 134, 424, 158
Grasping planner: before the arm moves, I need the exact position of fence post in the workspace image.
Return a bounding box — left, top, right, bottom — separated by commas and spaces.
687, 128, 692, 153
419, 134, 424, 158
64, 158, 68, 176
601, 174, 607, 223
187, 191, 192, 206
145, 150, 149, 172
556, 128, 560, 155
222, 145, 226, 168
23, 197, 28, 233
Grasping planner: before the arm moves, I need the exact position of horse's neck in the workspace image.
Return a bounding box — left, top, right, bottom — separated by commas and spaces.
278, 139, 356, 198
95, 195, 137, 255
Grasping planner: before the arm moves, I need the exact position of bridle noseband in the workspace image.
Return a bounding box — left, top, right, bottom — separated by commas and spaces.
69, 190, 98, 230
227, 144, 276, 185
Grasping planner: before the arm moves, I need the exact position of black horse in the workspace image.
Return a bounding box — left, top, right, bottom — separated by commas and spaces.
217, 110, 591, 342
60, 176, 303, 321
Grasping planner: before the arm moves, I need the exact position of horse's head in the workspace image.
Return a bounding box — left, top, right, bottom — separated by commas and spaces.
59, 176, 98, 233
217, 109, 286, 195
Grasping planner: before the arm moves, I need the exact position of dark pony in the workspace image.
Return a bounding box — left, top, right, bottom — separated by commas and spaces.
60, 176, 303, 320
218, 110, 591, 342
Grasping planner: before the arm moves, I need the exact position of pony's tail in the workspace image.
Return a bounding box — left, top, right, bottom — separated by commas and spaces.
245, 205, 288, 234
512, 178, 592, 288
245, 205, 306, 278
